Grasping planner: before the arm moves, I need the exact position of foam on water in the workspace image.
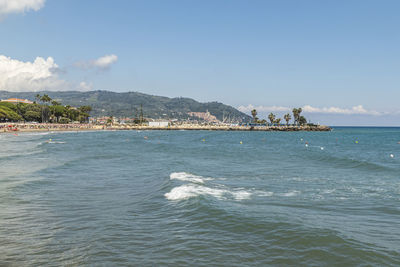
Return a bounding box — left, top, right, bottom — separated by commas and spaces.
167, 172, 252, 201
19, 132, 50, 136
233, 190, 252, 200
281, 190, 301, 197
255, 191, 274, 197
165, 184, 251, 201
169, 172, 212, 184
322, 189, 336, 194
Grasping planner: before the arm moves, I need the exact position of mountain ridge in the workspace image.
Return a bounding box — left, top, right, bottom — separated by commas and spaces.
0, 90, 251, 122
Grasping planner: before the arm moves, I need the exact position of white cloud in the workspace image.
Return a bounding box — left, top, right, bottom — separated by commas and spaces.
302, 105, 381, 115
93, 54, 118, 68
238, 104, 291, 113
0, 0, 45, 15
78, 81, 93, 91
239, 104, 382, 116
75, 54, 118, 70
0, 54, 68, 92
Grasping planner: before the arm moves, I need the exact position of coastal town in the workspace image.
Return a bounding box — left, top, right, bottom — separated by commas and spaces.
0, 96, 331, 132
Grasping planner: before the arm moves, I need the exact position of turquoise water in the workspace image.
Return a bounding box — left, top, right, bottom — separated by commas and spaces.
1, 128, 400, 266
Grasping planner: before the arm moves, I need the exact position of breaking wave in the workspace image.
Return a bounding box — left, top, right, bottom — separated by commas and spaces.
165, 184, 251, 201
169, 172, 212, 184
166, 172, 251, 201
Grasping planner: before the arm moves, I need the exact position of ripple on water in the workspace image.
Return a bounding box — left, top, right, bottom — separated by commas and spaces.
1, 129, 400, 265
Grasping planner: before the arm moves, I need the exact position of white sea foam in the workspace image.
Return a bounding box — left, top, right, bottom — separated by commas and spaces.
233, 190, 252, 200
170, 172, 212, 184
291, 177, 308, 182
165, 184, 251, 201
256, 191, 274, 197
322, 189, 336, 194
167, 172, 253, 201
19, 132, 50, 136
347, 187, 359, 193
281, 190, 301, 197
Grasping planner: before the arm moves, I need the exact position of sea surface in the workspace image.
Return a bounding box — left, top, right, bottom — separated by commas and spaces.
1, 127, 400, 266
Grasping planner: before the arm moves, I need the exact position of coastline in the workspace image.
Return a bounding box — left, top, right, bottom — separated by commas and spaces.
0, 123, 331, 133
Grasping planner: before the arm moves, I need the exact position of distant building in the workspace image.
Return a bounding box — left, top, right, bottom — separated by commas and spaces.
149, 121, 169, 127
1, 98, 33, 104
187, 110, 219, 123
93, 116, 111, 124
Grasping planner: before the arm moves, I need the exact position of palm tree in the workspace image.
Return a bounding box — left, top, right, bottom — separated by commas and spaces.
292, 108, 298, 125
40, 94, 52, 104
39, 94, 52, 123
51, 100, 60, 106
292, 108, 302, 125
284, 113, 291, 125
251, 109, 257, 123
35, 94, 41, 104
299, 115, 307, 125
268, 113, 276, 124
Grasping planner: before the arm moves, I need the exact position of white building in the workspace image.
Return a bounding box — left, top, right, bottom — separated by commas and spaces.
149, 121, 169, 127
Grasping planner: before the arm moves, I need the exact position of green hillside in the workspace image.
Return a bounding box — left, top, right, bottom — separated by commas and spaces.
0, 91, 251, 122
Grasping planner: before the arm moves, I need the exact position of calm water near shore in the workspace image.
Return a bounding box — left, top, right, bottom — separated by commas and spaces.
1, 127, 400, 266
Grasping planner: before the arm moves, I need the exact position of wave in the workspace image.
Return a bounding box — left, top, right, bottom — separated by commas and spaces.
166, 171, 310, 201
280, 190, 301, 197
165, 184, 251, 201
322, 189, 336, 194
170, 172, 212, 184
0, 149, 43, 161
18, 132, 50, 136
255, 191, 274, 197
305, 150, 397, 173
166, 172, 252, 201
0, 141, 45, 160
165, 172, 278, 201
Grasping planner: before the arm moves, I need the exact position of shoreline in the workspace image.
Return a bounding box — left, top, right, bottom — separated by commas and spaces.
1, 123, 331, 133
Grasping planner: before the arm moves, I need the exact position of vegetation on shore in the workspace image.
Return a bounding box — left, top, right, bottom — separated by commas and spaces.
0, 90, 251, 122
0, 94, 92, 123
250, 107, 311, 126
1, 91, 319, 127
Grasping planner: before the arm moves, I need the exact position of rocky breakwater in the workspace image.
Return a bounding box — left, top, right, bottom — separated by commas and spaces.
109, 124, 332, 131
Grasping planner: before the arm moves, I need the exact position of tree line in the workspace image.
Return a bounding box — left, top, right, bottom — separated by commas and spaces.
250, 108, 308, 125
0, 94, 92, 123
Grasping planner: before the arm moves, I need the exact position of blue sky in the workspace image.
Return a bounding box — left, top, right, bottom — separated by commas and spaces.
1, 0, 399, 125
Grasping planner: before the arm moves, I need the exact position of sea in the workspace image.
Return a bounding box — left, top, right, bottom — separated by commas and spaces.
0, 127, 399, 266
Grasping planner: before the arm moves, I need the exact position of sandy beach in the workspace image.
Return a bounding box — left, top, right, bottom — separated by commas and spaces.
0, 123, 97, 133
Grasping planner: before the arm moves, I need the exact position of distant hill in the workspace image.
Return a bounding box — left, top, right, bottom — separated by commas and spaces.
0, 90, 251, 122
